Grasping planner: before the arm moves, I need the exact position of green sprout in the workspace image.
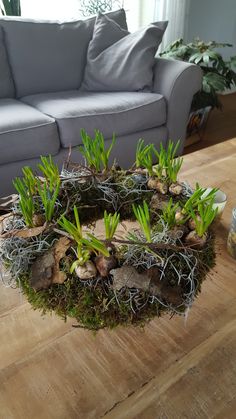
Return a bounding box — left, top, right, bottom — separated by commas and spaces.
182, 184, 218, 215
132, 201, 151, 242
79, 129, 115, 172
161, 198, 180, 229
104, 210, 120, 240
186, 198, 218, 237
82, 234, 110, 257
58, 206, 83, 243
152, 142, 167, 179
13, 177, 35, 227
36, 178, 60, 222
135, 139, 154, 176
153, 140, 183, 182
165, 156, 183, 183
70, 243, 91, 273
38, 155, 60, 190
22, 166, 37, 195
58, 206, 109, 271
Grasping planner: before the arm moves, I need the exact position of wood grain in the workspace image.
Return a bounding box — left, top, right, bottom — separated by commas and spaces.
1, 139, 236, 419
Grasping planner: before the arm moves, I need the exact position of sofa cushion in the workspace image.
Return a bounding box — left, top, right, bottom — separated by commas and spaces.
82, 13, 168, 92
0, 27, 15, 98
22, 90, 166, 148
0, 9, 127, 97
0, 99, 60, 165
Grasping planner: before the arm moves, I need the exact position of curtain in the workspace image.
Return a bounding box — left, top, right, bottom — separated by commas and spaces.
154, 0, 189, 49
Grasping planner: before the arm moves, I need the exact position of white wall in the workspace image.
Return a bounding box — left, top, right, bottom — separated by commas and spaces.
185, 0, 236, 59
20, 0, 141, 29
21, 0, 81, 20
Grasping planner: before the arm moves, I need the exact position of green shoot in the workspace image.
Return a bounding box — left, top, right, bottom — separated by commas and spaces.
83, 234, 110, 257
153, 140, 183, 182
166, 156, 183, 182
135, 139, 154, 175
132, 201, 151, 242
38, 155, 60, 191
161, 198, 180, 229
59, 207, 109, 271
37, 178, 60, 222
22, 166, 37, 195
153, 142, 167, 179
13, 177, 35, 227
182, 184, 218, 214
58, 206, 83, 243
104, 210, 120, 240
58, 207, 109, 255
187, 198, 218, 237
79, 129, 115, 172
70, 243, 90, 272
58, 207, 94, 270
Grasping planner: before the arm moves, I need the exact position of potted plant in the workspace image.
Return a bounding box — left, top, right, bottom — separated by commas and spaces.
160, 39, 236, 139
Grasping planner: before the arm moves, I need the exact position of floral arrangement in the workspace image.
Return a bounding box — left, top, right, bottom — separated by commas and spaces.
0, 131, 217, 330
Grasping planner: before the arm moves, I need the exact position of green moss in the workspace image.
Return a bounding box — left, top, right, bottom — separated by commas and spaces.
18, 273, 165, 330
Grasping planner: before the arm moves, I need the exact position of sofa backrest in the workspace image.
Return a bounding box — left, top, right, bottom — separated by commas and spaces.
0, 9, 127, 98
0, 26, 15, 98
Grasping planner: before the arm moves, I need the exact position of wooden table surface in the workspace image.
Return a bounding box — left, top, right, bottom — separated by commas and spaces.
1, 139, 236, 419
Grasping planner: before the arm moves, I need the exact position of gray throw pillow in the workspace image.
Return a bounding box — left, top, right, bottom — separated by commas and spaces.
0, 26, 15, 98
82, 13, 168, 92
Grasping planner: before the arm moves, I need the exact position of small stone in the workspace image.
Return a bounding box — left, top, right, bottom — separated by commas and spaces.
188, 215, 201, 231
169, 182, 183, 195
175, 210, 185, 224
95, 255, 117, 277
147, 177, 158, 190
147, 178, 168, 194
185, 230, 207, 248
75, 261, 97, 280
32, 213, 46, 227
155, 180, 168, 195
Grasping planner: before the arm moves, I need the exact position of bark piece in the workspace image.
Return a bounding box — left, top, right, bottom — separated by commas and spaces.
51, 237, 71, 284
111, 265, 183, 306
1, 223, 47, 239
111, 266, 156, 292
30, 237, 71, 290
30, 250, 55, 290
0, 194, 18, 212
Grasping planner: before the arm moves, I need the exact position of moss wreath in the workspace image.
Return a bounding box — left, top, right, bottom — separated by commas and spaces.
0, 131, 216, 330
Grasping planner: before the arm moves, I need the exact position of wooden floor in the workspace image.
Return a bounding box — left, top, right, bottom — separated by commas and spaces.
1, 142, 236, 418
184, 92, 236, 154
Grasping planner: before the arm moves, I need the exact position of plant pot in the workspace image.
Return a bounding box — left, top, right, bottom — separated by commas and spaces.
185, 106, 212, 147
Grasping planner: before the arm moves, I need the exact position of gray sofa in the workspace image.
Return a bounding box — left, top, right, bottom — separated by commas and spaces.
0, 9, 202, 197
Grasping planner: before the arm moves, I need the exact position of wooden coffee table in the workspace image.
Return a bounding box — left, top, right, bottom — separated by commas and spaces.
1, 139, 236, 419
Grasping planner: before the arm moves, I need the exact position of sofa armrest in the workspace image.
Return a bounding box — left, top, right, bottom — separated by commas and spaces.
153, 57, 202, 153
